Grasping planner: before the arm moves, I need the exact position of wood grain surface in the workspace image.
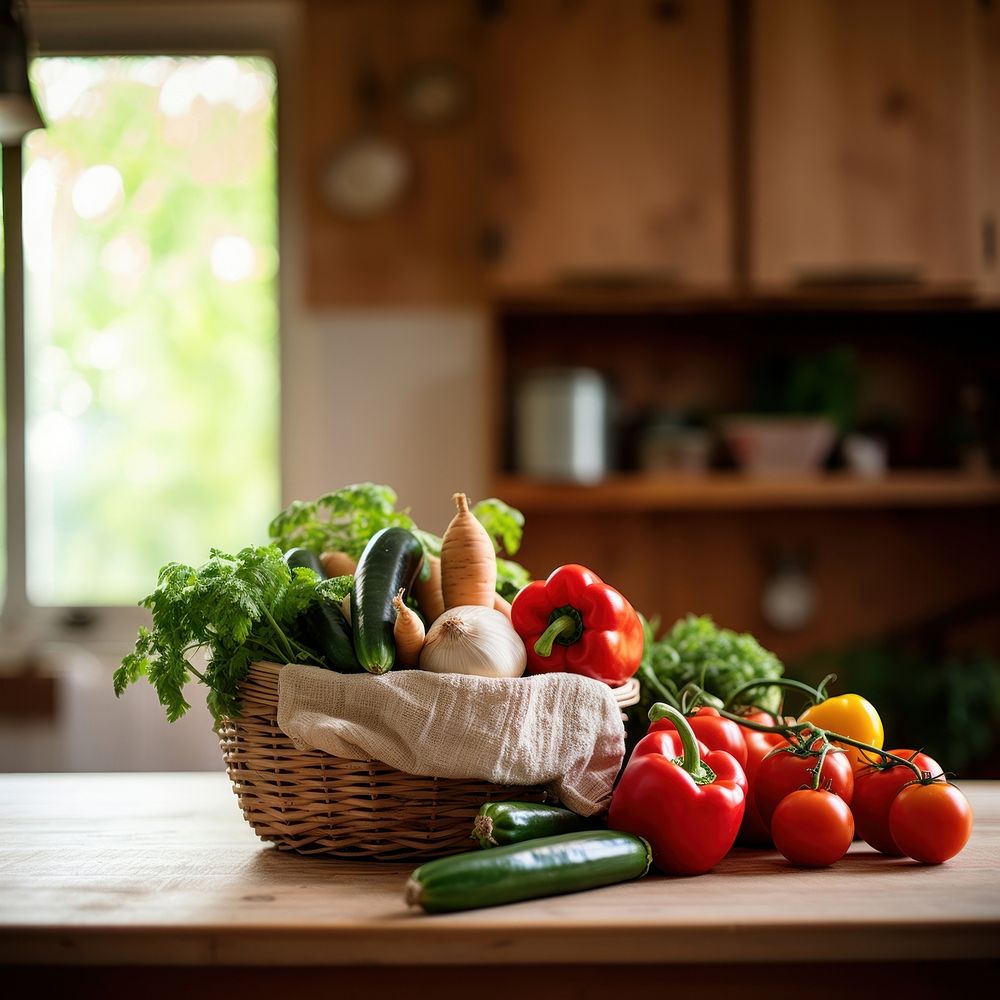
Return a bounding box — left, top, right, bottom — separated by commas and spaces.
1, 772, 998, 972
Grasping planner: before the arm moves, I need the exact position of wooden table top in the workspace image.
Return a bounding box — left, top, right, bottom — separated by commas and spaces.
1, 772, 998, 969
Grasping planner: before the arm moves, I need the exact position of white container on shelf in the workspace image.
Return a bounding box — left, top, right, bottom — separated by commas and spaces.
513, 368, 611, 483
719, 415, 837, 476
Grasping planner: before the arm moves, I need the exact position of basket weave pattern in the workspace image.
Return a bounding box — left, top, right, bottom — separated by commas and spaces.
219, 661, 549, 860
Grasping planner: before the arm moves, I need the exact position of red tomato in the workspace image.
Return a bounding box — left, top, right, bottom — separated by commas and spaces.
753, 738, 854, 831
889, 781, 973, 865
649, 706, 749, 769
771, 788, 855, 867
736, 715, 789, 847
852, 749, 942, 855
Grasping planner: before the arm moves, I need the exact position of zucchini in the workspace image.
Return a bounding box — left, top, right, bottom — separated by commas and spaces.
283, 547, 362, 673
302, 597, 364, 673
351, 527, 424, 674
472, 801, 601, 848
284, 546, 324, 576
405, 830, 652, 913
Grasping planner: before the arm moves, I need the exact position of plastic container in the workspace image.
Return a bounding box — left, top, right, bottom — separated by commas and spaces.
513, 368, 612, 483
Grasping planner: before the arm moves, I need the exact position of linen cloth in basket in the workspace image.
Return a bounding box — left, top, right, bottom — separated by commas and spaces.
277, 664, 625, 816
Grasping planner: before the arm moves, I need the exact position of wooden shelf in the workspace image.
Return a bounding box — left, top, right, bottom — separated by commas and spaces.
492, 472, 1000, 512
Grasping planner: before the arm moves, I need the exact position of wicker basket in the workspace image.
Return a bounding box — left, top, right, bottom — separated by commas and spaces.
219, 660, 640, 861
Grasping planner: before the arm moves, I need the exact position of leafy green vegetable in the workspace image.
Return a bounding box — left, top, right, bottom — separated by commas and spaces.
471, 497, 524, 557
634, 613, 785, 722
268, 483, 530, 596
114, 545, 333, 724
496, 557, 532, 602
268, 483, 420, 561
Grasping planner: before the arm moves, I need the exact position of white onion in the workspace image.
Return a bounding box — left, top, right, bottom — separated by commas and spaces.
418, 605, 527, 678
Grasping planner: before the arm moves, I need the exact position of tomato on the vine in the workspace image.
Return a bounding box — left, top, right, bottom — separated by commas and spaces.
852, 749, 942, 855
753, 738, 854, 831
889, 781, 973, 865
798, 693, 884, 770
735, 712, 788, 846
771, 788, 855, 867
649, 706, 748, 769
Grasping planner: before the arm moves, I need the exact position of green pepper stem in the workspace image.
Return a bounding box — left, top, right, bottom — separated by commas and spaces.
534, 614, 577, 657
648, 702, 715, 785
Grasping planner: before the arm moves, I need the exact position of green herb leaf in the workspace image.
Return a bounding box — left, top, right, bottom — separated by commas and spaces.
635, 613, 785, 718
115, 544, 328, 724
471, 497, 525, 556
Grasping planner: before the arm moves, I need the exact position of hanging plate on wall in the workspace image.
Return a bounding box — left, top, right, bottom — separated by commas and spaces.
321, 133, 411, 219
320, 52, 412, 219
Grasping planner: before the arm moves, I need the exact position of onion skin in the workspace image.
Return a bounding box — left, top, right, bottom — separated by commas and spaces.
419, 605, 526, 678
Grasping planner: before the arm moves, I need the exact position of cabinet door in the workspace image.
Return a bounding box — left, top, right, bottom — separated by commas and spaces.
481, 0, 732, 290
751, 0, 979, 292
973, 0, 1000, 299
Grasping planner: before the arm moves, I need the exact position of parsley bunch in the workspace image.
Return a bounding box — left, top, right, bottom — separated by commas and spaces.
636, 613, 785, 718
113, 545, 342, 724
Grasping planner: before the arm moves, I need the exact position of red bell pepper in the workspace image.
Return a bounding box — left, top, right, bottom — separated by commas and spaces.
608, 704, 747, 875
649, 706, 749, 769
510, 563, 644, 686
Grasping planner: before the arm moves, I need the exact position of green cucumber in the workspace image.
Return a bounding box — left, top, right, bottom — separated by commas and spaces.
405, 830, 652, 913
472, 801, 601, 848
283, 547, 362, 673
351, 526, 424, 674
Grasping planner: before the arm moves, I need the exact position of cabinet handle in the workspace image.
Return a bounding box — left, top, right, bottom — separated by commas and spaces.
794, 266, 923, 289
554, 267, 682, 289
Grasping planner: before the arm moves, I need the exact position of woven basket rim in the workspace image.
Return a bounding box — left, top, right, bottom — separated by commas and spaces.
235, 659, 641, 715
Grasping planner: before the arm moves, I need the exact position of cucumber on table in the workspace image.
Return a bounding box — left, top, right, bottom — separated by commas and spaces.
351, 527, 424, 674
472, 801, 601, 848
405, 830, 652, 913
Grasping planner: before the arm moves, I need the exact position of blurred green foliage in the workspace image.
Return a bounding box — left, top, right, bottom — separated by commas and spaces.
10, 57, 279, 605
750, 347, 861, 434
795, 644, 1000, 775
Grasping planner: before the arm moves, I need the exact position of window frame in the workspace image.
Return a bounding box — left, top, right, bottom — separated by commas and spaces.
0, 0, 302, 648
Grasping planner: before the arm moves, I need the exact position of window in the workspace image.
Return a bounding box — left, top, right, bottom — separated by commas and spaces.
1, 2, 296, 639
21, 55, 279, 606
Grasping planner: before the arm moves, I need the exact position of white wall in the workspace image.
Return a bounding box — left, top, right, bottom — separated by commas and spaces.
282, 310, 492, 533
0, 309, 492, 772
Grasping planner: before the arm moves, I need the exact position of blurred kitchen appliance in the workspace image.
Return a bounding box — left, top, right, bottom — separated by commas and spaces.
513, 368, 612, 483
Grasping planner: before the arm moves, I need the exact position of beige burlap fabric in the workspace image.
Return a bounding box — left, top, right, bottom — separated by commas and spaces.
276, 663, 625, 816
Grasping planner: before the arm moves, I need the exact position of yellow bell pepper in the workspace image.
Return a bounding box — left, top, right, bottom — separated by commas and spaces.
799, 693, 884, 770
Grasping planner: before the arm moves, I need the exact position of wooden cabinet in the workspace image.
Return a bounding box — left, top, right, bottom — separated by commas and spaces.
480, 0, 733, 291
298, 0, 1000, 304
973, 0, 1000, 299
750, 0, 986, 293
302, 0, 485, 307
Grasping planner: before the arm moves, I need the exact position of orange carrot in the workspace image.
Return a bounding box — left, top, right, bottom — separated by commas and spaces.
413, 554, 445, 625
440, 492, 497, 610
392, 588, 426, 667
493, 593, 512, 620
320, 550, 357, 578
